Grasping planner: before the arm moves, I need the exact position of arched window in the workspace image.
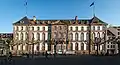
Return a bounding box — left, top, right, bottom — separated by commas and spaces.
54, 32, 57, 39
81, 33, 84, 41
32, 33, 34, 41
37, 33, 40, 40
71, 43, 73, 51
42, 33, 45, 40
21, 32, 23, 40
25, 32, 28, 40
92, 32, 95, 41
69, 33, 73, 41
75, 43, 78, 50
102, 32, 105, 40
75, 26, 78, 31
86, 44, 89, 50
75, 33, 78, 41
97, 32, 100, 38
86, 33, 89, 41
16, 33, 19, 40
81, 43, 84, 50
70, 27, 72, 31
81, 26, 84, 31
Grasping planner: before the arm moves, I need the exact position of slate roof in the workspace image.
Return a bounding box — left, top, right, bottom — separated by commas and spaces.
13, 16, 108, 25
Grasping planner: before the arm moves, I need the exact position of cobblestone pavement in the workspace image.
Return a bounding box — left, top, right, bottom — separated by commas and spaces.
0, 55, 120, 65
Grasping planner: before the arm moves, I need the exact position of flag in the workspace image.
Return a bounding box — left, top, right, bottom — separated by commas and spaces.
24, 0, 27, 6
90, 2, 94, 7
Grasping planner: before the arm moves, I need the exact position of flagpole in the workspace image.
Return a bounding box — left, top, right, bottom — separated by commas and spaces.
93, 1, 95, 17
25, 0, 28, 16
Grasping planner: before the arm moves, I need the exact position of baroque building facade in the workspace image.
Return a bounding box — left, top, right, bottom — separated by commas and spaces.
12, 16, 107, 55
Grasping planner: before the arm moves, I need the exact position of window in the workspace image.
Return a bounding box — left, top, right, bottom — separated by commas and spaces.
86, 33, 89, 41
42, 33, 45, 40
70, 27, 72, 31
21, 26, 23, 30
69, 33, 73, 41
113, 45, 115, 48
81, 26, 84, 31
81, 33, 84, 41
97, 26, 100, 30
32, 33, 34, 41
43, 27, 45, 31
75, 26, 78, 31
21, 33, 23, 40
32, 27, 34, 31
97, 32, 100, 38
17, 26, 19, 31
54, 32, 57, 38
107, 45, 109, 48
118, 32, 120, 35
81, 43, 84, 50
102, 26, 105, 30
25, 32, 28, 40
55, 26, 57, 30
16, 33, 19, 40
37, 27, 40, 31
75, 33, 78, 41
93, 26, 95, 30
75, 43, 78, 50
59, 26, 62, 30
37, 33, 40, 40
87, 26, 89, 31
108, 37, 111, 40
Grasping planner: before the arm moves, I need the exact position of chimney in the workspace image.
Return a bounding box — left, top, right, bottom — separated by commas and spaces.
33, 16, 36, 21
75, 16, 78, 24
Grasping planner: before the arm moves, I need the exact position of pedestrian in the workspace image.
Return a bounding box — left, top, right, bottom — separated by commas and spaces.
45, 51, 48, 59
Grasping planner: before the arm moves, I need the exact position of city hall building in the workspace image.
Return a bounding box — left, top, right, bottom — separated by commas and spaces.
12, 16, 107, 55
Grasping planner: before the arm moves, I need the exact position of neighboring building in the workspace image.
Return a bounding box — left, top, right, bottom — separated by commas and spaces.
12, 16, 107, 55
106, 26, 120, 54
0, 33, 13, 56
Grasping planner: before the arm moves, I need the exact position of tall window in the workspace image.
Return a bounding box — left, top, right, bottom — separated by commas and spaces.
17, 26, 19, 31
81, 43, 84, 50
32, 33, 34, 41
86, 33, 89, 41
25, 32, 28, 40
69, 33, 73, 41
93, 26, 95, 30
75, 43, 78, 50
37, 33, 40, 40
21, 26, 23, 30
59, 26, 62, 30
43, 27, 45, 31
54, 32, 57, 39
87, 26, 89, 31
97, 32, 100, 38
32, 27, 34, 31
54, 26, 57, 30
21, 32, 23, 40
75, 33, 78, 41
81, 33, 84, 41
75, 26, 78, 31
42, 33, 45, 40
70, 27, 72, 31
16, 33, 19, 40
97, 26, 100, 30
59, 32, 63, 39
81, 26, 84, 31
37, 27, 40, 31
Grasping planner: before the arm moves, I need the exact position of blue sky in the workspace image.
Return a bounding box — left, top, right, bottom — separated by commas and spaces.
0, 0, 120, 33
